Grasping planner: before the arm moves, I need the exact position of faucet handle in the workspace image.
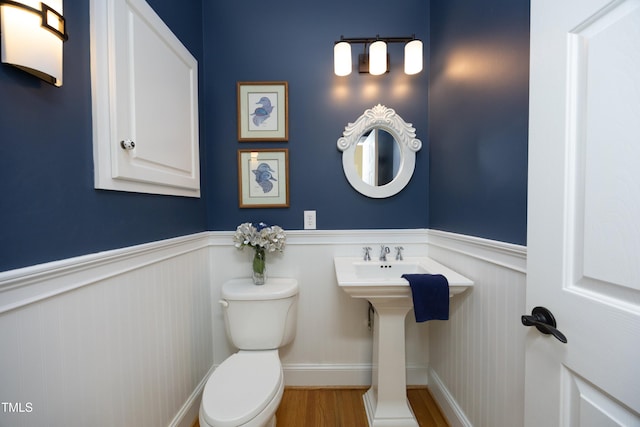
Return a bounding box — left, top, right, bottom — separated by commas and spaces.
395, 246, 404, 261
363, 246, 372, 261
379, 245, 390, 261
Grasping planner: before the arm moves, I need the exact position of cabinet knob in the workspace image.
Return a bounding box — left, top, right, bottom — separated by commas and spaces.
120, 139, 135, 150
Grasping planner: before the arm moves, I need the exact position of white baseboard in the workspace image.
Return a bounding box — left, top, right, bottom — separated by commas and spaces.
168, 365, 214, 427
281, 363, 428, 387
428, 367, 473, 427
283, 363, 372, 387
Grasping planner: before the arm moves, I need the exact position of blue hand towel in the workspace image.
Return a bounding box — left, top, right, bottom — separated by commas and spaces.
401, 274, 449, 322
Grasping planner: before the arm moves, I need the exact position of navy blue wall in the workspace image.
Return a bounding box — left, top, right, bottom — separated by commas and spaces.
428, 0, 530, 245
0, 0, 206, 271
0, 0, 530, 272
203, 0, 430, 231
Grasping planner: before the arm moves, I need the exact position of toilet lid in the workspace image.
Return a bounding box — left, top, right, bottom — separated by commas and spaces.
201, 351, 282, 427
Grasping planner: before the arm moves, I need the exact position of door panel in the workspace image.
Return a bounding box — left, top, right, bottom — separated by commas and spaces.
562, 368, 640, 427
569, 0, 640, 296
113, 0, 199, 189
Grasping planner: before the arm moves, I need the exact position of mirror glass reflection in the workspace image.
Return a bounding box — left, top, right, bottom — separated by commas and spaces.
353, 129, 401, 186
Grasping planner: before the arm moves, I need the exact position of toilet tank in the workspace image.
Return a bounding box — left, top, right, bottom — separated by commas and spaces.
220, 278, 298, 350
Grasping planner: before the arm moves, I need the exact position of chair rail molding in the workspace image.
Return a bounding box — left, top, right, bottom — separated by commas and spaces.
0, 232, 210, 314
427, 229, 526, 273
1, 229, 527, 314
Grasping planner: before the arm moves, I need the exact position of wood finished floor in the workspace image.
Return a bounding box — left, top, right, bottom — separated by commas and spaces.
195, 387, 449, 427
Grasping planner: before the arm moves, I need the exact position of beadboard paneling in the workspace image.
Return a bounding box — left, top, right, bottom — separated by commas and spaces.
0, 234, 213, 427
0, 229, 527, 427
426, 230, 527, 427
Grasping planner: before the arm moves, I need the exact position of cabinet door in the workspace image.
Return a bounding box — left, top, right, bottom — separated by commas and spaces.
91, 0, 200, 197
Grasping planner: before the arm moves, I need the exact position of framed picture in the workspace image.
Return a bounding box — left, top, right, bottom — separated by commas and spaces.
237, 81, 289, 141
237, 149, 289, 208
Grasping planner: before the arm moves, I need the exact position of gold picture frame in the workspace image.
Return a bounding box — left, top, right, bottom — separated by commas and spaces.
237, 149, 289, 208
237, 81, 289, 141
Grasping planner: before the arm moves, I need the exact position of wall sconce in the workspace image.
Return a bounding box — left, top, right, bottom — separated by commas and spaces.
0, 0, 68, 86
334, 35, 423, 76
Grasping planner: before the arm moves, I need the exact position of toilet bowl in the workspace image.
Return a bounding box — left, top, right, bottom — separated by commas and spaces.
199, 278, 298, 427
199, 351, 283, 427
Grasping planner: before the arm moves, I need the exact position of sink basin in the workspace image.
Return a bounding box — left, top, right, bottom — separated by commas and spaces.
334, 256, 473, 299
334, 255, 473, 427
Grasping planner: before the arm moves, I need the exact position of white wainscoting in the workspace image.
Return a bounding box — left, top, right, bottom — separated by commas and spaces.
0, 229, 527, 427
426, 230, 527, 427
0, 233, 213, 427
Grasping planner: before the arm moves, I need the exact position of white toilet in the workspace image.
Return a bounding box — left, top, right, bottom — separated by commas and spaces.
199, 278, 299, 427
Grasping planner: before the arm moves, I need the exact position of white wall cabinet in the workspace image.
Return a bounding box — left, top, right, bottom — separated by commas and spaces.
90, 0, 200, 197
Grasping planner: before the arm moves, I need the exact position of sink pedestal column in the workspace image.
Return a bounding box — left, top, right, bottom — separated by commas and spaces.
364, 297, 418, 427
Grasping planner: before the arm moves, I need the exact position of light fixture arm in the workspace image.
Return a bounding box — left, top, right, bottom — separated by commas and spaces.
0, 0, 68, 41
335, 34, 417, 46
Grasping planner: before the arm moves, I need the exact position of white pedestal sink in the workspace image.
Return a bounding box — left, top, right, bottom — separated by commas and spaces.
334, 256, 473, 427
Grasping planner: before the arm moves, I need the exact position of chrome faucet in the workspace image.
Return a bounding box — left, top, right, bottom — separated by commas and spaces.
395, 246, 404, 261
379, 245, 390, 261
363, 246, 372, 261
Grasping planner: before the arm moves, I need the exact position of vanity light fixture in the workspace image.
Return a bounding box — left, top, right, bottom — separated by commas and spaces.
333, 35, 423, 76
0, 0, 68, 86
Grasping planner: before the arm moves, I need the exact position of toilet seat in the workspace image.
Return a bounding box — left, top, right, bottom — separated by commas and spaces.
201, 350, 282, 427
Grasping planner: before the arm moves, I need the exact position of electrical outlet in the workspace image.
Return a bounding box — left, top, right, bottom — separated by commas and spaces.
304, 210, 316, 230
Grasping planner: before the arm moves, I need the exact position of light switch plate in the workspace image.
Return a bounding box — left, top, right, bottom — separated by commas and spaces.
304, 210, 316, 230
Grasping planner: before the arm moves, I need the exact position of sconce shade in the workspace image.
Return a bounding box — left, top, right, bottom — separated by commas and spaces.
334, 41, 352, 76
369, 40, 387, 76
0, 0, 66, 86
404, 39, 423, 75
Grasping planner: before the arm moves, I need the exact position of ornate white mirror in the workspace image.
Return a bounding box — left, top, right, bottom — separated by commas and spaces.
337, 104, 422, 198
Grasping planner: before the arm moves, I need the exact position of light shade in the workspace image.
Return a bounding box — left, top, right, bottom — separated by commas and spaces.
334, 41, 352, 76
369, 41, 387, 75
404, 39, 423, 75
0, 0, 66, 86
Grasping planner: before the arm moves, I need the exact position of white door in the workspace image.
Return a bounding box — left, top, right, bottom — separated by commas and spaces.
525, 0, 640, 426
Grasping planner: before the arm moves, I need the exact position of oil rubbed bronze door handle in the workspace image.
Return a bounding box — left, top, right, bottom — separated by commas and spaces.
522, 306, 567, 343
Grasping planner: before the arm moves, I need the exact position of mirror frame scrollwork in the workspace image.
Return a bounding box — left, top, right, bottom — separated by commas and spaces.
337, 104, 422, 198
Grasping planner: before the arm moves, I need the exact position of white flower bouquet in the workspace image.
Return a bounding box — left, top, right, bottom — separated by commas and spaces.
233, 222, 286, 253
233, 222, 286, 284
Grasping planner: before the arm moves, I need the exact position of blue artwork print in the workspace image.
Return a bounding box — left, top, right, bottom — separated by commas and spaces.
252, 162, 277, 193
251, 97, 274, 127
